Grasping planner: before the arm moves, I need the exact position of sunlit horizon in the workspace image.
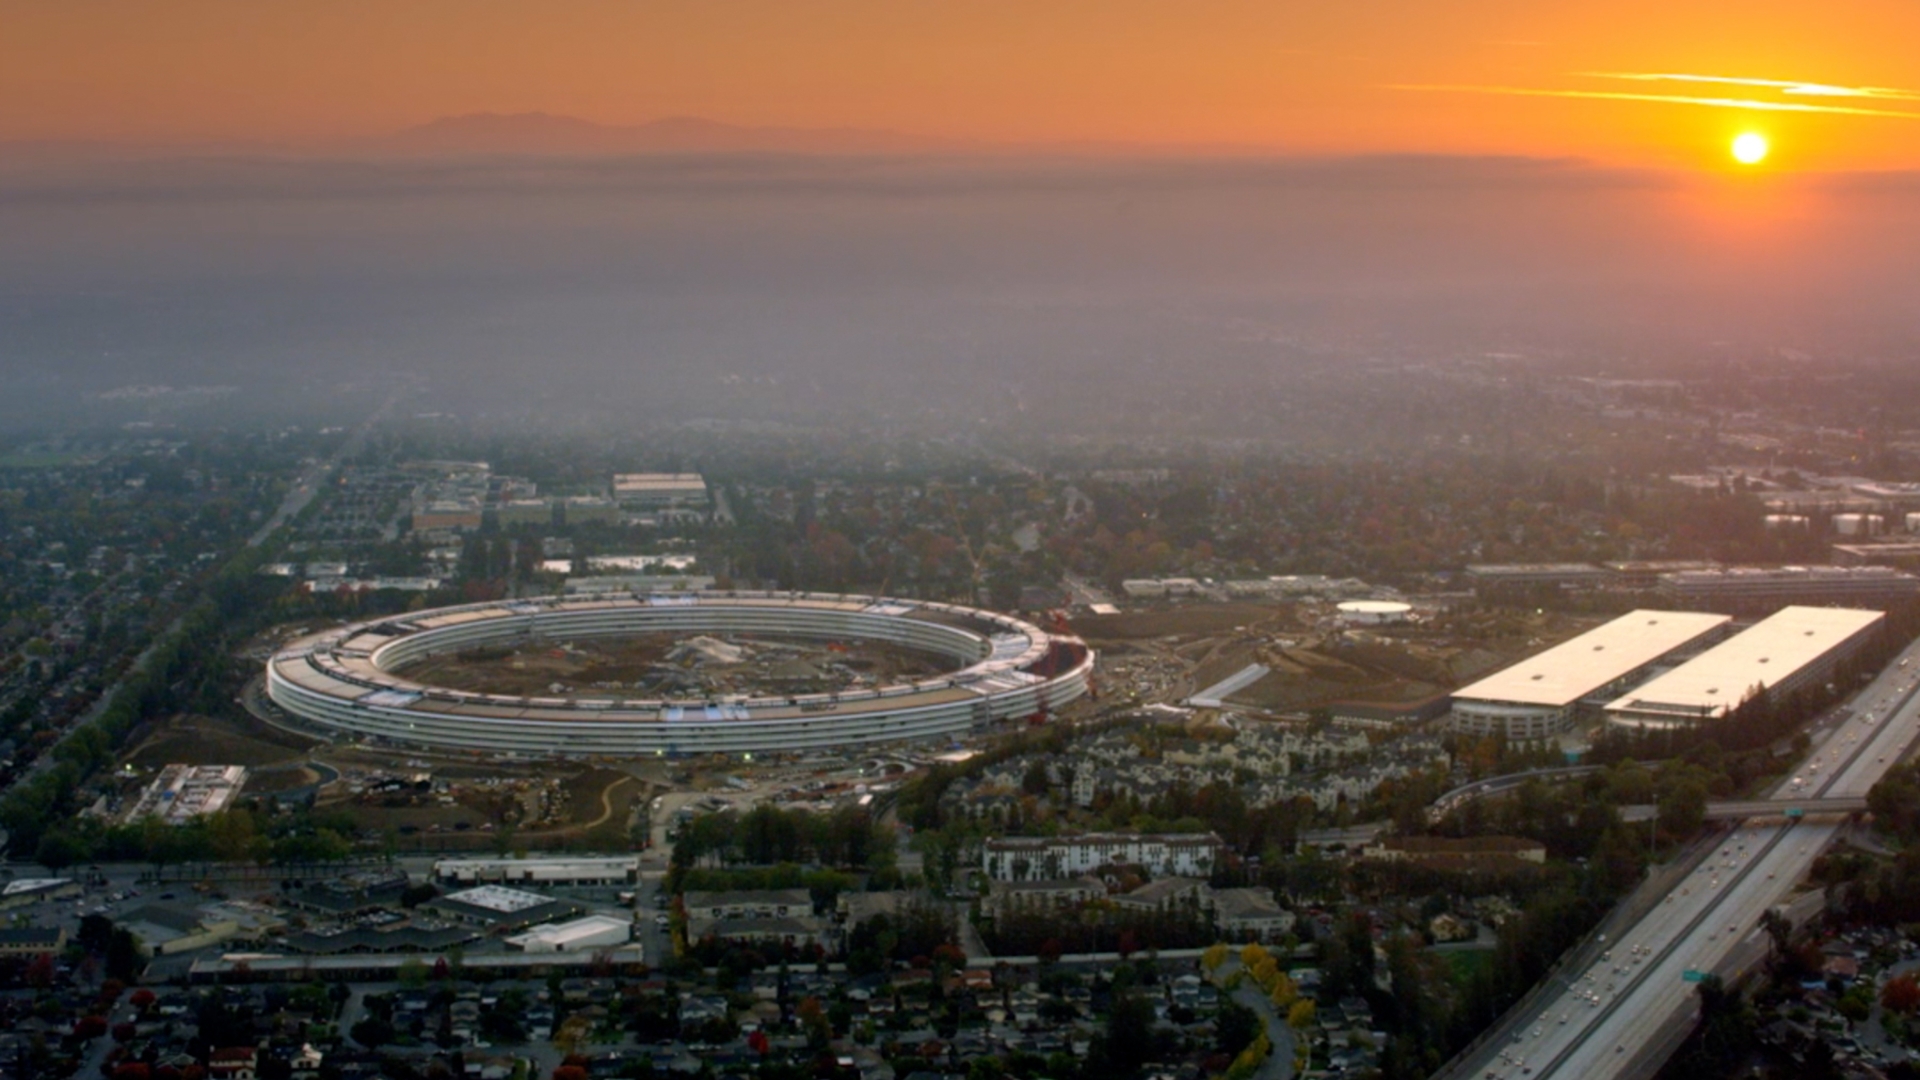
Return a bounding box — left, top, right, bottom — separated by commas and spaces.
3, 1, 1919, 171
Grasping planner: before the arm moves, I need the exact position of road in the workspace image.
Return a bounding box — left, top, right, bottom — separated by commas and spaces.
1427, 767, 1606, 824
247, 387, 405, 547
1441, 642, 1920, 1080
1062, 573, 1115, 609
10, 607, 192, 798
1217, 961, 1298, 1080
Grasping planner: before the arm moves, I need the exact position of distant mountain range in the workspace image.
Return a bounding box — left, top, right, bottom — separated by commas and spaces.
0, 113, 1281, 163
366, 111, 984, 156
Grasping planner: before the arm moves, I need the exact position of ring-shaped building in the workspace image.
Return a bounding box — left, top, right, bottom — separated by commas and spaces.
266, 591, 1093, 756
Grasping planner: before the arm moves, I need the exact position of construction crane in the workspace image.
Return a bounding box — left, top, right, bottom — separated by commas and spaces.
939, 485, 986, 604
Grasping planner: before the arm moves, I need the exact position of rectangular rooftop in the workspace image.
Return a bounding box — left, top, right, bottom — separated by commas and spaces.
1604, 605, 1884, 721
1452, 609, 1732, 708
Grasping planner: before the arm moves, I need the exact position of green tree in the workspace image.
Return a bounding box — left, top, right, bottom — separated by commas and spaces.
34, 830, 88, 871
1658, 779, 1708, 838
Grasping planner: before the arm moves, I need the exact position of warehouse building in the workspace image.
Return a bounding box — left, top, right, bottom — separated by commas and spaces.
504, 915, 633, 953
1448, 610, 1732, 742
1604, 605, 1885, 729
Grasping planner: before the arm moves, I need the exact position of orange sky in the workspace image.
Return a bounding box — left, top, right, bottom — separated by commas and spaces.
6, 0, 1920, 169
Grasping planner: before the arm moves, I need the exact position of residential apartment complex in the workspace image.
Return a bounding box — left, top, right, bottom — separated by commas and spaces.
981, 832, 1225, 882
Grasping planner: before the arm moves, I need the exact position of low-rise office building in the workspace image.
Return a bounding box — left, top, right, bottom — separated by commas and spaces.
1465, 563, 1610, 591
289, 869, 409, 914
985, 877, 1107, 915
1448, 609, 1731, 742
121, 903, 251, 956
433, 857, 640, 887
0, 927, 66, 956
0, 878, 80, 910
1363, 835, 1548, 867
1658, 565, 1920, 614
612, 473, 709, 510
1605, 605, 1884, 729
562, 496, 621, 525
682, 889, 826, 951
494, 499, 555, 529
421, 886, 583, 932
504, 915, 633, 953
1212, 888, 1297, 942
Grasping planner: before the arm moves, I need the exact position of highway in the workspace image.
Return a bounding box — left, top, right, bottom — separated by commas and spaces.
1444, 642, 1920, 1080
247, 385, 406, 547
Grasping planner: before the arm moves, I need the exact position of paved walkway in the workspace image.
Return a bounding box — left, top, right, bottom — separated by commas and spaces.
1216, 961, 1297, 1080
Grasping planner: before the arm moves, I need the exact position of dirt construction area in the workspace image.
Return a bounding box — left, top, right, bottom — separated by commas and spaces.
118, 705, 650, 849
1079, 599, 1607, 716
124, 713, 318, 770
1073, 603, 1290, 642
321, 761, 648, 850
397, 632, 957, 700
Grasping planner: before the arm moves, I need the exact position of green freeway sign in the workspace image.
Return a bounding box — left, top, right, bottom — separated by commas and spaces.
1682, 969, 1706, 983
1785, 807, 1804, 818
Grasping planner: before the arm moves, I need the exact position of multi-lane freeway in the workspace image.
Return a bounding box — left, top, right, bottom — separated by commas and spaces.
1445, 643, 1920, 1080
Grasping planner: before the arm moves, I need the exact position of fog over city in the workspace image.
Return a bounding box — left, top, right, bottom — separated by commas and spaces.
6, 139, 1919, 436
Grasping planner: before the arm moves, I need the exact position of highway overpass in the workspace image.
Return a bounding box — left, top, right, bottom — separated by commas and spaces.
1614, 796, 1869, 822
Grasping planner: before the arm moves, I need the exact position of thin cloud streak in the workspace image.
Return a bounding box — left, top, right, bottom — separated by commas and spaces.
1388, 84, 1920, 119
1582, 72, 1920, 101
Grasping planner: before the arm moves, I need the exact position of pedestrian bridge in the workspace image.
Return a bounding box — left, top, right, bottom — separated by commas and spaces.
1616, 796, 1868, 822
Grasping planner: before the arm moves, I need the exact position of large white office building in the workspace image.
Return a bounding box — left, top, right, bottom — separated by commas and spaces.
1604, 605, 1884, 729
267, 591, 1092, 756
1448, 610, 1732, 742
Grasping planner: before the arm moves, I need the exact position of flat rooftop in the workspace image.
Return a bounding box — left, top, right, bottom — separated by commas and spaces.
504, 915, 632, 949
2, 878, 72, 897
441, 885, 553, 914
1452, 609, 1732, 708
1664, 565, 1917, 584
1605, 605, 1884, 721
612, 473, 706, 493
1465, 563, 1607, 577
436, 857, 638, 874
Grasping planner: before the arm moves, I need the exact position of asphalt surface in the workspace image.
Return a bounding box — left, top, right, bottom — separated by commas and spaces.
1218, 961, 1298, 1080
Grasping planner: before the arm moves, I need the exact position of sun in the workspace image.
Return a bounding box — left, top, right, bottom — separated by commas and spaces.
1731, 132, 1770, 165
